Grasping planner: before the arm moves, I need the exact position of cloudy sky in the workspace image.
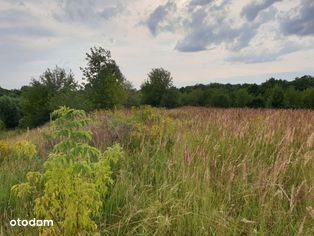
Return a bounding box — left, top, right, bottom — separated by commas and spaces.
0, 0, 313, 89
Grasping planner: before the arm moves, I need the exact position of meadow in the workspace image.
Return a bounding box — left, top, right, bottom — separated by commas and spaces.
0, 106, 313, 235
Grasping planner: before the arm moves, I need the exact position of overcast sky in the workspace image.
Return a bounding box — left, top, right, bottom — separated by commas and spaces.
0, 0, 313, 89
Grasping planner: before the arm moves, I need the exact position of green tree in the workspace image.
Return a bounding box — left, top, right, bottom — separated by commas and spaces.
20, 67, 78, 127
247, 84, 259, 96
122, 81, 141, 108
269, 86, 286, 108
0, 95, 21, 128
211, 94, 230, 108
141, 68, 173, 107
285, 86, 302, 108
160, 87, 181, 108
185, 88, 204, 106
303, 88, 314, 108
49, 90, 93, 112
82, 47, 127, 109
291, 75, 314, 91
248, 97, 266, 108
234, 88, 253, 107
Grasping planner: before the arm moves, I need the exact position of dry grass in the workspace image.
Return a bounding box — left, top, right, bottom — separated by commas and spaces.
100, 107, 314, 235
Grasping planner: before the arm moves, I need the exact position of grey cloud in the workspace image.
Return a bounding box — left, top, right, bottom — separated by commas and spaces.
0, 9, 55, 41
0, 42, 52, 89
100, 5, 122, 20
227, 44, 302, 63
0, 43, 39, 66
241, 0, 281, 21
189, 0, 213, 6
55, 0, 97, 22
175, 6, 259, 52
0, 26, 54, 38
255, 6, 278, 23
2, 0, 25, 6
280, 0, 314, 36
55, 0, 125, 23
176, 24, 257, 52
146, 1, 176, 36
0, 9, 35, 24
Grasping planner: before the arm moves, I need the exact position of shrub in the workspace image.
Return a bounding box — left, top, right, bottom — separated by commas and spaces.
12, 107, 124, 235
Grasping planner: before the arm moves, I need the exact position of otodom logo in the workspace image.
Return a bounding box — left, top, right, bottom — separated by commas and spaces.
9, 218, 53, 227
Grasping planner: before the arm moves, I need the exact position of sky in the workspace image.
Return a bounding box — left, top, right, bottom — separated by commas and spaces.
0, 0, 313, 89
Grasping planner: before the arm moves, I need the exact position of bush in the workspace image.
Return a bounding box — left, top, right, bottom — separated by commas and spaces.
12, 107, 124, 235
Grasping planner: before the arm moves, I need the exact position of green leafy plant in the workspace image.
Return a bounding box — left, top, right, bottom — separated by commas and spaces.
12, 107, 124, 235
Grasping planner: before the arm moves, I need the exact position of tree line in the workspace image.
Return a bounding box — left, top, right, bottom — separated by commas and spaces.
0, 46, 313, 129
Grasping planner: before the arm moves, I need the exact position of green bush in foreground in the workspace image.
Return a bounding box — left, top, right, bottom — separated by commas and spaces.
12, 107, 124, 235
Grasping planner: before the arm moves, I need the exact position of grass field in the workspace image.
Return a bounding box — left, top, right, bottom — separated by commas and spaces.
1, 107, 314, 235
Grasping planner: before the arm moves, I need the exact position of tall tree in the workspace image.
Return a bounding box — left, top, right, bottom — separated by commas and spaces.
248, 97, 266, 108
285, 86, 302, 108
20, 67, 77, 127
0, 96, 21, 128
234, 88, 253, 107
81, 47, 127, 109
141, 68, 173, 107
211, 94, 230, 108
160, 87, 181, 108
303, 88, 314, 108
269, 86, 286, 108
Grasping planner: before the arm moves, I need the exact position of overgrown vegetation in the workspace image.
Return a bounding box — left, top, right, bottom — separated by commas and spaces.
1, 106, 313, 235
9, 107, 124, 235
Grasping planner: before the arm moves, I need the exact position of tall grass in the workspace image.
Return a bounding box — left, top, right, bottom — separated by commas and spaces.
100, 107, 314, 235
1, 107, 313, 235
